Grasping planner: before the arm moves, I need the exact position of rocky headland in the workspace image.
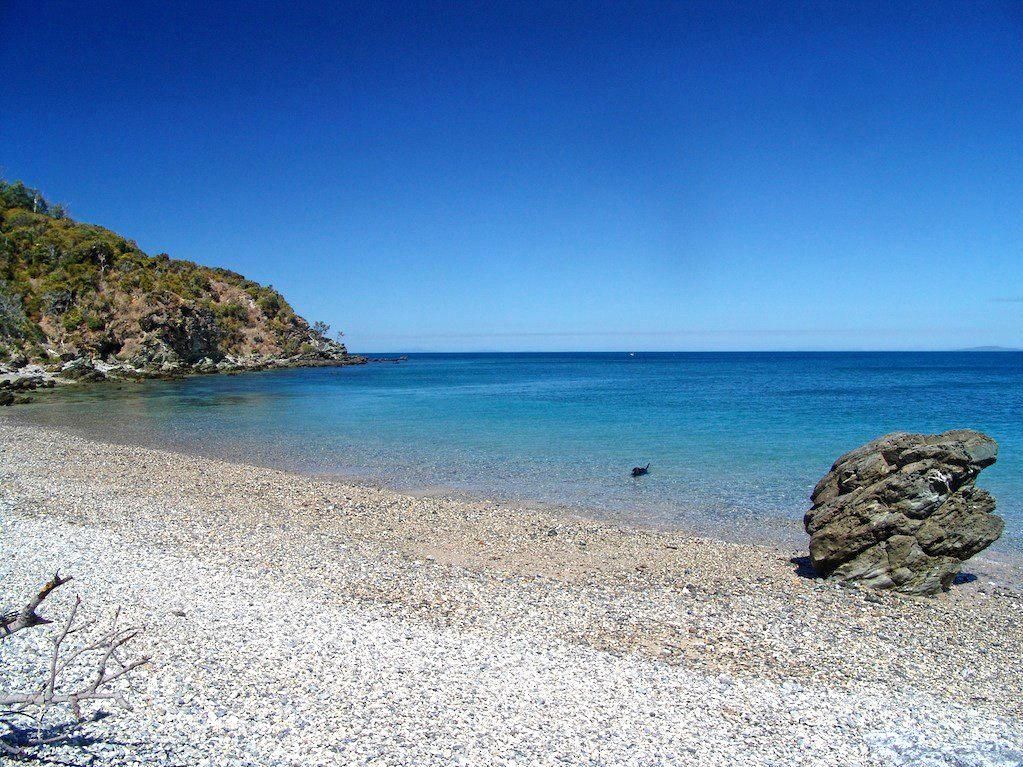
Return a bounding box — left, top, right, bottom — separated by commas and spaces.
0, 179, 364, 398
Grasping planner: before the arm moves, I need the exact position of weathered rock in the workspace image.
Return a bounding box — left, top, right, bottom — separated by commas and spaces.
804, 430, 1003, 595
0, 390, 13, 406
60, 357, 107, 382
138, 305, 223, 364
0, 375, 41, 391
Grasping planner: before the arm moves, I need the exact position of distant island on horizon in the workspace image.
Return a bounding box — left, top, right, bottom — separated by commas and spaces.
955, 346, 1022, 352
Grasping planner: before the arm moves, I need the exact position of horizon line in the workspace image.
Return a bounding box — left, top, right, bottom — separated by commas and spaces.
351, 347, 1022, 355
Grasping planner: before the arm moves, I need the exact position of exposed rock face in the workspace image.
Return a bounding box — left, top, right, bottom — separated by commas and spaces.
138, 306, 223, 364
804, 430, 1003, 595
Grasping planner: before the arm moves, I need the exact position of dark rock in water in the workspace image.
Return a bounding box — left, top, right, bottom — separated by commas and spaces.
0, 390, 13, 406
632, 464, 650, 477
60, 358, 106, 382
804, 430, 1003, 595
0, 375, 41, 391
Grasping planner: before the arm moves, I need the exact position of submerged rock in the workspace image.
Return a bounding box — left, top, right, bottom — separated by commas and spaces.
804, 430, 1003, 595
59, 357, 107, 382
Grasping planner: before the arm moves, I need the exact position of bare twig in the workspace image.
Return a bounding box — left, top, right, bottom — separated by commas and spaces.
0, 574, 150, 757
0, 572, 72, 638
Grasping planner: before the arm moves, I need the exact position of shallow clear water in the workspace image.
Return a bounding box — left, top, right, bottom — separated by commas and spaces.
14, 352, 1023, 549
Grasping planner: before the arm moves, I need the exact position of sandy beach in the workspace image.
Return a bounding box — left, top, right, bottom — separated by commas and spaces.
1, 418, 1021, 766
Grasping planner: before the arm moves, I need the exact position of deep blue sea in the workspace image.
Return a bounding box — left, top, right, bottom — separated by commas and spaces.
16, 352, 1023, 550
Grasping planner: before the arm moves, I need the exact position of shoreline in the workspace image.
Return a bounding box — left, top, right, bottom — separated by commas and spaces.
4, 403, 1023, 579
5, 390, 1023, 571
1, 418, 1022, 764
0, 352, 369, 394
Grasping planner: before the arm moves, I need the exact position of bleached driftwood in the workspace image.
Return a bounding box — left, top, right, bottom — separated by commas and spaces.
0, 572, 73, 638
0, 574, 150, 756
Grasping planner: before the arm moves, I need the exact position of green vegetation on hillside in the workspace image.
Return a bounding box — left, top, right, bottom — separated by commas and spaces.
0, 179, 344, 368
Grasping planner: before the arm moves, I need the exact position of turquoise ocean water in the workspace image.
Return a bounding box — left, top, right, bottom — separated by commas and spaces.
14, 352, 1023, 550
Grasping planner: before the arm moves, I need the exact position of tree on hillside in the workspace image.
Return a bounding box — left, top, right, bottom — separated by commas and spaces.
0, 179, 67, 219
0, 181, 38, 212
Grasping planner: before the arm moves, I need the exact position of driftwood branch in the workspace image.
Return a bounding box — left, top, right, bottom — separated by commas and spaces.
0, 572, 73, 638
0, 575, 150, 757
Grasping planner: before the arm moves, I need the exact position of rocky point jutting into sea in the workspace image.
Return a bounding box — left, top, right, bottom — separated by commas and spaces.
0, 179, 363, 402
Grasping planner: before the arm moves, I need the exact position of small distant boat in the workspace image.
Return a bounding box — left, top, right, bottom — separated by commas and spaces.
629, 352, 635, 357
631, 463, 650, 477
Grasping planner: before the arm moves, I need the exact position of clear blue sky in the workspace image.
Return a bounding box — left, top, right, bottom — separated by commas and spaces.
2, 1, 1021, 351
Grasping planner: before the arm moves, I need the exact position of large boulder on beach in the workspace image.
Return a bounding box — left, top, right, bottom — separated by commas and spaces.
804, 430, 1003, 595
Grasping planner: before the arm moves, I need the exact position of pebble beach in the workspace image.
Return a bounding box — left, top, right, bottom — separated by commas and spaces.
1, 418, 1021, 766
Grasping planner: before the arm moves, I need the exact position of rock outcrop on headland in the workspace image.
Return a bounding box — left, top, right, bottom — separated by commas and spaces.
804, 430, 1003, 595
0, 178, 363, 388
